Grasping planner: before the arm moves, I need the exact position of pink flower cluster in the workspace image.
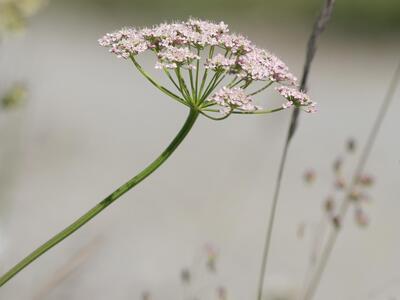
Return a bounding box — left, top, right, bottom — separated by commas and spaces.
156, 46, 200, 69
211, 87, 260, 114
98, 18, 296, 84
99, 18, 315, 115
276, 86, 317, 113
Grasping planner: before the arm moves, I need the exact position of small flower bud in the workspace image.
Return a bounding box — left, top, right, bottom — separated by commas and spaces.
217, 286, 227, 300
204, 243, 218, 272
349, 190, 361, 201
334, 178, 346, 190
303, 169, 316, 184
324, 196, 335, 213
357, 174, 374, 187
354, 208, 369, 227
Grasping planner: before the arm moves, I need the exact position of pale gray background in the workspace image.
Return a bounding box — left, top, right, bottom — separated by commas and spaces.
0, 1, 399, 299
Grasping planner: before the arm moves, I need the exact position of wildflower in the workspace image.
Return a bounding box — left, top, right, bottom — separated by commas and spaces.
205, 54, 236, 71
157, 46, 200, 69
219, 33, 253, 54
267, 54, 297, 84
99, 18, 313, 118
210, 87, 260, 115
276, 86, 316, 113
98, 28, 148, 59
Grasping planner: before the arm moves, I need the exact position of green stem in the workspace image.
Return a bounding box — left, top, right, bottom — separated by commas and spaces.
203, 107, 284, 115
248, 81, 273, 96
195, 48, 200, 102
130, 56, 187, 106
0, 109, 199, 287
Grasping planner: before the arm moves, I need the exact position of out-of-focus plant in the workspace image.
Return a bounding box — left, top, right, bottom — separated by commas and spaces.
0, 18, 314, 287
0, 0, 46, 34
256, 2, 335, 300
301, 63, 400, 300
0, 0, 46, 112
1, 83, 26, 110
143, 244, 227, 300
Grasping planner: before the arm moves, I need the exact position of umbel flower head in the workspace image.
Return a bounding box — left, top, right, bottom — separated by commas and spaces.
99, 18, 316, 119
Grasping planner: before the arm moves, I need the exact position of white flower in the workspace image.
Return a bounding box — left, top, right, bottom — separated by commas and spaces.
157, 46, 200, 69
210, 87, 260, 114
205, 54, 236, 71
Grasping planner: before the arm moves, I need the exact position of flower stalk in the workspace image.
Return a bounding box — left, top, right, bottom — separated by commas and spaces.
0, 18, 314, 287
0, 108, 199, 287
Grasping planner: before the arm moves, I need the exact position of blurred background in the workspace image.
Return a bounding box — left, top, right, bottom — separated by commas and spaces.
0, 0, 399, 299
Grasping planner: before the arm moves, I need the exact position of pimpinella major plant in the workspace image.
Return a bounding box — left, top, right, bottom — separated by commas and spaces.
0, 18, 315, 287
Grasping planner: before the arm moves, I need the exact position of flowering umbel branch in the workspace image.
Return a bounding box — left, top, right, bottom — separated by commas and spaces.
98, 18, 315, 118
0, 19, 312, 287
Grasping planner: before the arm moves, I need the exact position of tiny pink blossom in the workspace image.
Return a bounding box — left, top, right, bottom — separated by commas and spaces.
276, 86, 316, 112
210, 86, 260, 114
282, 100, 293, 109
157, 46, 200, 69
205, 54, 236, 71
